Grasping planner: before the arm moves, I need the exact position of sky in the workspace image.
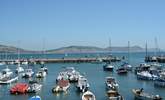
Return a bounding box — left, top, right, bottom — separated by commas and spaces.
0, 0, 165, 50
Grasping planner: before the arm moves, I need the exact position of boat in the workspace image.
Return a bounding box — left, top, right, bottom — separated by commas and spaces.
27, 81, 42, 93
29, 95, 41, 100
137, 71, 157, 80
2, 66, 13, 77
22, 60, 28, 65
52, 79, 70, 93
135, 63, 151, 74
40, 64, 48, 74
77, 75, 90, 92
105, 77, 119, 91
82, 91, 96, 100
56, 67, 80, 82
0, 75, 18, 84
15, 63, 24, 74
36, 70, 47, 78
116, 67, 128, 74
0, 62, 5, 66
10, 83, 29, 94
132, 88, 162, 100
121, 62, 132, 71
22, 68, 34, 78
103, 63, 114, 71
107, 90, 124, 100
154, 72, 165, 87
56, 72, 69, 82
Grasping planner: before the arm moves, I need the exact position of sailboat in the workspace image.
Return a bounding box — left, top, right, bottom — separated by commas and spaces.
103, 38, 114, 71
122, 41, 132, 71
15, 42, 24, 74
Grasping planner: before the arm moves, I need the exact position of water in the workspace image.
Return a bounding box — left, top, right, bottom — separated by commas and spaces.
0, 52, 165, 100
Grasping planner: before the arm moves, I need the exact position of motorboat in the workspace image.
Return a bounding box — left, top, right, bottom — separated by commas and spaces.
15, 63, 24, 74
52, 79, 70, 93
0, 75, 18, 84
135, 63, 151, 74
132, 88, 162, 100
10, 83, 29, 94
2, 66, 13, 77
22, 69, 34, 78
107, 90, 124, 100
40, 65, 48, 74
29, 95, 41, 100
82, 91, 96, 100
121, 62, 132, 71
137, 71, 157, 80
28, 81, 42, 93
56, 72, 69, 82
154, 72, 165, 87
116, 67, 128, 74
103, 63, 114, 71
36, 70, 47, 78
77, 75, 90, 93
56, 67, 80, 83
105, 77, 119, 91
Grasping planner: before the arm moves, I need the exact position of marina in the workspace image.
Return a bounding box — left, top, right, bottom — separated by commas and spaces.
0, 52, 164, 100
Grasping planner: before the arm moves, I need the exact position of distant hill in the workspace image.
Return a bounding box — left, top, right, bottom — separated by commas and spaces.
0, 44, 38, 54
46, 45, 145, 53
0, 44, 161, 54
46, 46, 104, 53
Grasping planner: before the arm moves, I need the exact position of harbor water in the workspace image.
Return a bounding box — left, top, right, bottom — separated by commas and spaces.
0, 52, 165, 100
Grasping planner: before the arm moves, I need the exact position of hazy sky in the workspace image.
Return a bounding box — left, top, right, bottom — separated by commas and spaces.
0, 0, 165, 50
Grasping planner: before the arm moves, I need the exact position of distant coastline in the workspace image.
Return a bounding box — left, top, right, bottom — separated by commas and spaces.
0, 44, 163, 54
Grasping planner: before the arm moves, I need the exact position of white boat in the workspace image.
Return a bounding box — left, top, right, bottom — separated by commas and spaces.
137, 71, 157, 80
0, 76, 18, 84
36, 70, 47, 78
56, 72, 69, 82
22, 60, 28, 65
154, 72, 165, 87
29, 95, 41, 100
121, 62, 132, 71
132, 88, 162, 100
77, 75, 90, 93
52, 79, 70, 93
0, 62, 5, 66
56, 67, 80, 82
105, 77, 119, 91
82, 91, 96, 100
22, 69, 34, 78
107, 90, 124, 100
103, 64, 114, 71
2, 66, 13, 77
40, 65, 48, 73
28, 81, 42, 93
15, 63, 24, 73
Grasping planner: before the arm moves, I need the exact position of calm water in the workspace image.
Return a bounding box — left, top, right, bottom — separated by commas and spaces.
0, 52, 165, 100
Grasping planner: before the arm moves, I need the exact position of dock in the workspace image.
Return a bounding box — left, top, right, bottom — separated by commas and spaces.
0, 57, 121, 64
145, 56, 165, 63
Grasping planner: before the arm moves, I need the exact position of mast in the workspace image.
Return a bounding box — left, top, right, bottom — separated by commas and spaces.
109, 37, 111, 55
145, 42, 148, 57
128, 41, 130, 64
154, 37, 158, 56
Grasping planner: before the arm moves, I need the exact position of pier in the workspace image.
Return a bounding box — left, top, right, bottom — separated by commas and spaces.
0, 57, 121, 64
145, 56, 165, 63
